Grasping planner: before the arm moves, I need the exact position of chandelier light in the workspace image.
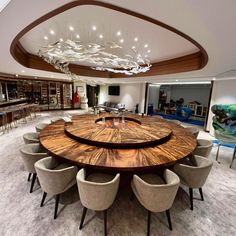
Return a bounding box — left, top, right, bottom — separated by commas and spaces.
38, 38, 152, 79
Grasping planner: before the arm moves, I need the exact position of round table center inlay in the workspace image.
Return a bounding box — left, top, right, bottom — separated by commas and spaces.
64, 115, 172, 149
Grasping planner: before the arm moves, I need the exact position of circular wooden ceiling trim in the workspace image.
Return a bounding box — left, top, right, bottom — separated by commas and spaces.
10, 0, 208, 78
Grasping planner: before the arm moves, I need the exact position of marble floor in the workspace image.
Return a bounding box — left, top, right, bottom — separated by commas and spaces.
0, 111, 235, 236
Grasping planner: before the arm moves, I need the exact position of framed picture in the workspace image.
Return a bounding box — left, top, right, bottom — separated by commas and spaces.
76, 86, 84, 93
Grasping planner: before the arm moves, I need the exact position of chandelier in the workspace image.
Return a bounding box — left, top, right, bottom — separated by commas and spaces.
38, 39, 152, 78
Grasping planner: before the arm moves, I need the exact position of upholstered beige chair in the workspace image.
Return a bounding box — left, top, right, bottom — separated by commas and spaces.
35, 123, 49, 132
35, 156, 78, 219
20, 143, 48, 193
131, 169, 180, 236
185, 126, 199, 138
77, 169, 120, 236
51, 117, 63, 123
173, 155, 213, 210
193, 139, 213, 158
23, 132, 39, 144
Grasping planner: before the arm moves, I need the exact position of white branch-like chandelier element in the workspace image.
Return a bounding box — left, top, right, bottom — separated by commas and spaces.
38, 39, 152, 76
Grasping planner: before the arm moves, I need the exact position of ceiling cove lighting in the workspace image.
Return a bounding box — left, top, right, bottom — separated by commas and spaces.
0, 0, 11, 13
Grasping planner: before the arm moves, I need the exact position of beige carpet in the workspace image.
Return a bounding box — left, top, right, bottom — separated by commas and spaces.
0, 110, 235, 236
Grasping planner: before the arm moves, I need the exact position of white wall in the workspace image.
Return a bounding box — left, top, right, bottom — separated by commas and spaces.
170, 85, 210, 106
99, 83, 145, 112
207, 79, 236, 133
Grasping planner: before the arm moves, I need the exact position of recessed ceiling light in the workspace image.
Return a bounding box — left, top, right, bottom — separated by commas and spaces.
147, 50, 151, 53
15, 74, 18, 77
69, 26, 74, 31
50, 30, 55, 35
212, 77, 216, 81
134, 37, 138, 42
144, 55, 148, 58
59, 38, 63, 42
144, 44, 148, 48
132, 46, 136, 49
120, 39, 124, 43
176, 79, 179, 82
99, 34, 103, 39
117, 31, 121, 36
92, 26, 97, 31
76, 34, 80, 39
21, 70, 25, 73
44, 36, 48, 40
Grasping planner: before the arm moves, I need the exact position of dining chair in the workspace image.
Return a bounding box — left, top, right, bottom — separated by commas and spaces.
35, 122, 49, 132
185, 126, 199, 138
193, 139, 213, 158
23, 132, 40, 144
34, 156, 78, 219
131, 169, 180, 236
20, 143, 48, 193
173, 155, 213, 210
77, 168, 120, 236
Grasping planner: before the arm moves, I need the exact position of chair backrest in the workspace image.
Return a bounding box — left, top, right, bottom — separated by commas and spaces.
174, 155, 213, 188
133, 169, 180, 212
185, 126, 199, 138
35, 156, 78, 195
194, 139, 213, 157
77, 168, 120, 211
35, 123, 49, 132
23, 132, 39, 144
20, 143, 48, 173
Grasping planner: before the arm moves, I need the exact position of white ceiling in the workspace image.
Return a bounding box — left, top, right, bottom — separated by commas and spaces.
20, 5, 198, 64
0, 0, 236, 83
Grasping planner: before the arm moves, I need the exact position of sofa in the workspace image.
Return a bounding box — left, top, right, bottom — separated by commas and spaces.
98, 102, 125, 112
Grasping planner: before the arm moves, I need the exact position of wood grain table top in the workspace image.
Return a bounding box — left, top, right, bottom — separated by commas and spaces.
40, 114, 197, 171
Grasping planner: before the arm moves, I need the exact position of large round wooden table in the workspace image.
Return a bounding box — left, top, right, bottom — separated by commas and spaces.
40, 114, 197, 172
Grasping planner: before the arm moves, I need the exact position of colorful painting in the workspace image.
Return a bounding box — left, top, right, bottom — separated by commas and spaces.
211, 104, 236, 142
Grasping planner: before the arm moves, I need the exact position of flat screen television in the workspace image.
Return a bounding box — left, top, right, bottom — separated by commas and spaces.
108, 86, 120, 96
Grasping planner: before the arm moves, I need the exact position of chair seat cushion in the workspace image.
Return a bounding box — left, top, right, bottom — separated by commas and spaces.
138, 174, 165, 185
53, 163, 72, 170
86, 173, 114, 183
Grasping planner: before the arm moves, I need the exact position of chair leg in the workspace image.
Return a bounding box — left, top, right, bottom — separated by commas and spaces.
189, 188, 193, 210
30, 173, 37, 193
166, 209, 172, 231
27, 173, 32, 182
40, 192, 47, 207
54, 194, 60, 219
147, 210, 151, 236
104, 209, 107, 236
230, 146, 236, 168
216, 143, 221, 162
79, 207, 88, 229
199, 188, 204, 201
